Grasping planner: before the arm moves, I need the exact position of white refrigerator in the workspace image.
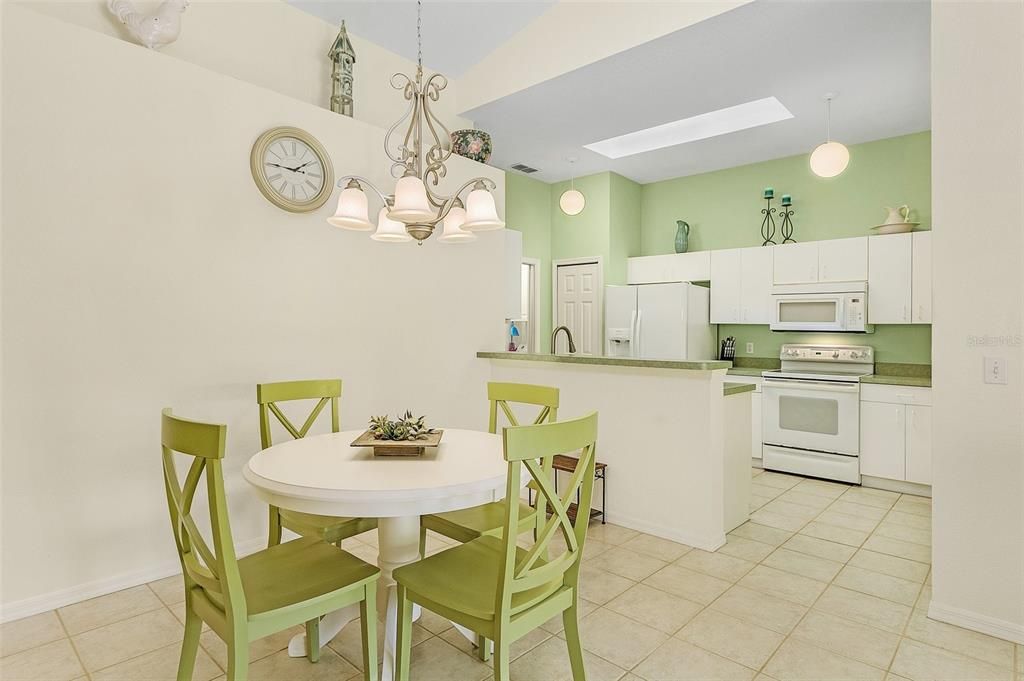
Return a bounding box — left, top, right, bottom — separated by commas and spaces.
605, 283, 716, 360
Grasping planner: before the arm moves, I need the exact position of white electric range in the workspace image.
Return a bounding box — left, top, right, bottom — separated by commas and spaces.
761, 344, 875, 484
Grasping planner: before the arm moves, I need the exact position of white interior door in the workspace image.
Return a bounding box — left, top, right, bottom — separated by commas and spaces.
555, 262, 601, 355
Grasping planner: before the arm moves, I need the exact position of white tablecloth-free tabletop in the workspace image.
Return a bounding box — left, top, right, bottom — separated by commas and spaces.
244, 428, 519, 680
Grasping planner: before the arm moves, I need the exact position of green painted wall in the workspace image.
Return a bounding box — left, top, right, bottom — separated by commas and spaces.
641, 131, 932, 254
608, 173, 643, 286
505, 173, 553, 342
505, 132, 932, 363
550, 173, 611, 264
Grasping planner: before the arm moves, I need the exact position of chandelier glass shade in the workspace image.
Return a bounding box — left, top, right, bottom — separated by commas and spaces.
371, 206, 413, 242
437, 202, 476, 243
328, 184, 373, 230
326, 1, 503, 245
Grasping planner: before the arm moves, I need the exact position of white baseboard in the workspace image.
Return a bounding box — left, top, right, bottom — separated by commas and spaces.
860, 475, 932, 498
604, 513, 725, 552
928, 600, 1024, 645
0, 537, 266, 624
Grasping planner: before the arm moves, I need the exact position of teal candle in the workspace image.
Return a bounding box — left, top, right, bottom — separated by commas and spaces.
764, 187, 774, 199
781, 194, 792, 206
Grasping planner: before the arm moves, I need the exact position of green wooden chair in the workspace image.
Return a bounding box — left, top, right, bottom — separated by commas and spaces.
419, 382, 559, 552
257, 379, 376, 547
394, 412, 599, 681
161, 409, 380, 681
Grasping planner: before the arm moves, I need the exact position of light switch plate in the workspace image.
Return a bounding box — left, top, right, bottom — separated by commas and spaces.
984, 357, 1008, 384
746, 342, 754, 354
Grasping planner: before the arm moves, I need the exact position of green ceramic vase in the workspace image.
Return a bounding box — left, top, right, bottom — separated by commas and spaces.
675, 220, 690, 253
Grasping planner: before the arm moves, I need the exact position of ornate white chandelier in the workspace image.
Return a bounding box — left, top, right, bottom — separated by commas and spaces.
327, 1, 504, 244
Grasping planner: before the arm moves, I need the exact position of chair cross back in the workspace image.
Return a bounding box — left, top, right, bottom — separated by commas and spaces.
497, 413, 598, 613
161, 409, 245, 618
487, 382, 559, 433
257, 379, 342, 448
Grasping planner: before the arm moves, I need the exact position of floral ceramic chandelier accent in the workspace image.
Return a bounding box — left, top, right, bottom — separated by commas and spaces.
327, 1, 503, 244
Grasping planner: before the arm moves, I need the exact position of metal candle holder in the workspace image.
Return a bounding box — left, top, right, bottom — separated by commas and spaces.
779, 194, 796, 243
760, 195, 777, 246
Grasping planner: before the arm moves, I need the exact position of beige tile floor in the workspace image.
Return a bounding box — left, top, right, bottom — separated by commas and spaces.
3, 468, 1023, 681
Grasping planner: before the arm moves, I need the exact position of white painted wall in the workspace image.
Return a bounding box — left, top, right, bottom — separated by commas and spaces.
487, 359, 728, 550
930, 1, 1024, 644
0, 5, 504, 618
19, 0, 473, 132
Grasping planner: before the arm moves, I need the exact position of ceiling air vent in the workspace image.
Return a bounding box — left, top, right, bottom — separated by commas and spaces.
510, 163, 539, 174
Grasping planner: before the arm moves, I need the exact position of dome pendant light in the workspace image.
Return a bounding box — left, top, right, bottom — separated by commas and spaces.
559, 158, 586, 216
809, 93, 850, 178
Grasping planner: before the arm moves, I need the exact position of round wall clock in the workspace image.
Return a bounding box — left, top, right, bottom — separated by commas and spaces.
250, 127, 335, 213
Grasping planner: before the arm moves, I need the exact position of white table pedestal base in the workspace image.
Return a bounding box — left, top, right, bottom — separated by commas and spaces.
286, 516, 439, 681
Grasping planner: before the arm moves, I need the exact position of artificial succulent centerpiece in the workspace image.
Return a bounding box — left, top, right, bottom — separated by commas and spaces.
368, 410, 436, 441
357, 410, 442, 456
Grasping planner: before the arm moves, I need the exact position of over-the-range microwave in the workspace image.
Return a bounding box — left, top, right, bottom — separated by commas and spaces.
770, 282, 869, 332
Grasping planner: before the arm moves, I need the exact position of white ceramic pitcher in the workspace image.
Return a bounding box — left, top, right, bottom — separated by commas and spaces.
883, 205, 911, 225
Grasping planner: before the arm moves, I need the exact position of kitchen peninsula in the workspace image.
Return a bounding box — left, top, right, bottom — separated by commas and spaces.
477, 351, 752, 550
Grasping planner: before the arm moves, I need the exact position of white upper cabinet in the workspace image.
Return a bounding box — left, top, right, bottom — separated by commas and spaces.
773, 238, 867, 285
911, 231, 932, 323
634, 232, 932, 326
773, 242, 818, 284
627, 252, 711, 285
818, 237, 868, 282
710, 248, 742, 323
740, 247, 773, 323
709, 246, 773, 324
868, 233, 913, 323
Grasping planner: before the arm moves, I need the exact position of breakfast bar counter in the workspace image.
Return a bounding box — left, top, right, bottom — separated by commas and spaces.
478, 351, 749, 550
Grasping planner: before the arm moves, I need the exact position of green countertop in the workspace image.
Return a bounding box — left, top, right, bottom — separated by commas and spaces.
724, 382, 756, 396
861, 375, 932, 388
726, 367, 765, 377
477, 352, 730, 371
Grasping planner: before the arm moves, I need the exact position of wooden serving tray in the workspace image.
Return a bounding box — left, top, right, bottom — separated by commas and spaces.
350, 429, 444, 457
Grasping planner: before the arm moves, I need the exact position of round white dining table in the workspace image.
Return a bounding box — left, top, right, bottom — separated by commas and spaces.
243, 428, 520, 681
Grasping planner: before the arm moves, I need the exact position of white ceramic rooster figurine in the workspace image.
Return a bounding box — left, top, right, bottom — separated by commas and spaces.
108, 0, 188, 50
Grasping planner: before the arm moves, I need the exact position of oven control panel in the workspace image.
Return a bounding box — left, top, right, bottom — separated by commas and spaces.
779, 345, 874, 363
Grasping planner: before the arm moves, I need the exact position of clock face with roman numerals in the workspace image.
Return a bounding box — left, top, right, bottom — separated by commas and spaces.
250, 127, 334, 213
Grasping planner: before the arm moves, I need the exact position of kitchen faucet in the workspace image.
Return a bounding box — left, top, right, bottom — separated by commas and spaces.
550, 326, 577, 354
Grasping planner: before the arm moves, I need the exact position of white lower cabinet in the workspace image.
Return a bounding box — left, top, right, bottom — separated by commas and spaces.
751, 391, 763, 463
860, 401, 906, 480
859, 385, 932, 485
726, 375, 763, 463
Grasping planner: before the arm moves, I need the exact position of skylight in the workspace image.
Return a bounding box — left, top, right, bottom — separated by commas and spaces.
584, 97, 794, 159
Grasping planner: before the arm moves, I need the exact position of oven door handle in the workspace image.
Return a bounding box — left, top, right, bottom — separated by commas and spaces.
763, 378, 861, 393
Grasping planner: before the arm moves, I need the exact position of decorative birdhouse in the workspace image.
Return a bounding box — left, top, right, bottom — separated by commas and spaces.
328, 20, 356, 117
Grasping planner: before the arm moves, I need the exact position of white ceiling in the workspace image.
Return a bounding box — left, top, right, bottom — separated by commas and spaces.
465, 0, 931, 184
287, 0, 555, 77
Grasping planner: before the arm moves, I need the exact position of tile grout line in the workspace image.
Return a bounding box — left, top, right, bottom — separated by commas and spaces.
752, 485, 905, 678
652, 479, 910, 679
52, 605, 91, 681
577, 478, 936, 680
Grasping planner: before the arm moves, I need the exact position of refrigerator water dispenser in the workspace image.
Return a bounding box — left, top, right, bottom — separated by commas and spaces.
606, 327, 633, 357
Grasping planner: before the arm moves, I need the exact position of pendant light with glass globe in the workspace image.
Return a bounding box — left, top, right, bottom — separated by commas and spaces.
809, 93, 850, 178
559, 158, 586, 216
326, 0, 503, 244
